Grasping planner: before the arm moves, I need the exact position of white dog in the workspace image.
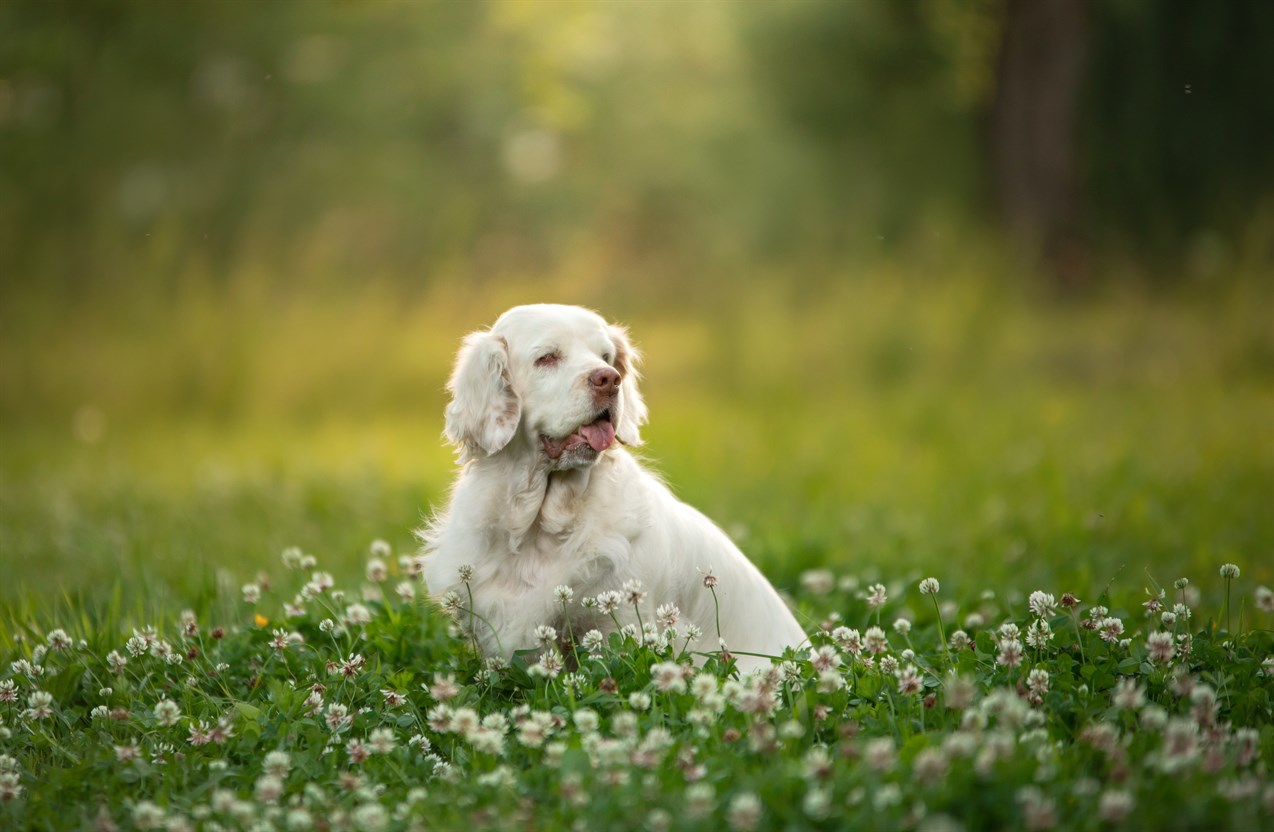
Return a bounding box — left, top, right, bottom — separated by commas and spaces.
420, 304, 807, 671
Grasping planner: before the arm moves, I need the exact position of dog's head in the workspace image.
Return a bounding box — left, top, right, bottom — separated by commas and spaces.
443, 304, 648, 468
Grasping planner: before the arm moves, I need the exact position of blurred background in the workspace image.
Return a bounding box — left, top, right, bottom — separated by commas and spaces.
1, 0, 1271, 613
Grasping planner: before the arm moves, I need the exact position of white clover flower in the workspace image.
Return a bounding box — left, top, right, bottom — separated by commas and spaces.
651, 662, 688, 694
255, 773, 284, 803
25, 690, 54, 720
1219, 563, 1240, 579
534, 625, 557, 648
242, 584, 262, 604
656, 603, 680, 628
595, 591, 622, 615
863, 626, 888, 655
132, 800, 167, 829
572, 708, 599, 733
801, 569, 835, 596
727, 792, 763, 830
154, 699, 181, 727
1146, 631, 1175, 663
394, 581, 416, 603
691, 674, 718, 701
893, 618, 912, 635
45, 629, 72, 651
535, 650, 563, 678
913, 747, 949, 784
1098, 789, 1134, 823
351, 802, 388, 832
628, 692, 652, 711
580, 629, 605, 657
1027, 668, 1050, 695
809, 645, 842, 672
832, 626, 862, 655
1255, 586, 1274, 613
1098, 617, 1125, 643
996, 639, 1024, 668
344, 604, 372, 626
1112, 677, 1145, 710
1017, 786, 1057, 830
801, 788, 830, 821
365, 558, 387, 583
368, 727, 396, 754
0, 771, 22, 802
949, 629, 970, 651
817, 670, 845, 693
263, 750, 290, 777
864, 736, 896, 772
685, 783, 715, 818
553, 585, 574, 605
895, 664, 923, 695
325, 703, 351, 732
369, 539, 391, 558
622, 579, 646, 605
865, 583, 888, 610
1025, 618, 1053, 649
918, 577, 940, 595
1028, 591, 1057, 618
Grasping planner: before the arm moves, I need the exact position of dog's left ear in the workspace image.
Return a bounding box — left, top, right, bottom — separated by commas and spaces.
609, 324, 648, 446
443, 330, 521, 460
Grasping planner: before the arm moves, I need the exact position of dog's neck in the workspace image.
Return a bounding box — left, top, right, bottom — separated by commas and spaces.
470, 452, 602, 552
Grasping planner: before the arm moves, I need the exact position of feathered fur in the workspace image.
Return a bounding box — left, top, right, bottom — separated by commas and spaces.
420, 304, 807, 670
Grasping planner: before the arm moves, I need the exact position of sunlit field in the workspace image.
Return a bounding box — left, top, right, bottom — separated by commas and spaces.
2, 272, 1271, 613
3, 269, 1274, 830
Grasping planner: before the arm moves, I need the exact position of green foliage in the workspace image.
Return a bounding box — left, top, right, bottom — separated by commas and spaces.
2, 557, 1273, 829
3, 0, 1270, 294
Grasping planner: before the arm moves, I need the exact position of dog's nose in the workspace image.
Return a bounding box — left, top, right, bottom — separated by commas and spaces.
589, 367, 620, 397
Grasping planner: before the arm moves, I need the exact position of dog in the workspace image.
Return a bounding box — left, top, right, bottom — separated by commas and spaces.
420, 304, 807, 671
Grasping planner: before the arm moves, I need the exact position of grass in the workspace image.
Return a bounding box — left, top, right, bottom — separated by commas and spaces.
1, 548, 1272, 829
0, 270, 1272, 827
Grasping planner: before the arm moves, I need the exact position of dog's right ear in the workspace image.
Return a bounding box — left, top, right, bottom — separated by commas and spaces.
443, 331, 521, 459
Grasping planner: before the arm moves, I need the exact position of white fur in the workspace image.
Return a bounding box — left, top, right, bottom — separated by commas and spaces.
421, 304, 807, 671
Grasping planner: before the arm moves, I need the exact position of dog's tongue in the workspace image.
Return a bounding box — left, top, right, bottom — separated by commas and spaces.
579, 417, 615, 452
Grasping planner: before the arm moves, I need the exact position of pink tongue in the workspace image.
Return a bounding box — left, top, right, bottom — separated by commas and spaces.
578, 418, 615, 452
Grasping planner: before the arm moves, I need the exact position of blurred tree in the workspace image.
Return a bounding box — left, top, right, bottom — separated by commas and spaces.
744, 0, 1274, 282
1080, 0, 1274, 273
989, 0, 1089, 285
0, 0, 1269, 296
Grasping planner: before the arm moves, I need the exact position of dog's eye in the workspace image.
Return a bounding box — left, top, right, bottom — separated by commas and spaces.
602, 353, 612, 364
535, 351, 561, 368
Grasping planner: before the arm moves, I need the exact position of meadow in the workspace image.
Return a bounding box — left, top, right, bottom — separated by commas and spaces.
1, 272, 1273, 829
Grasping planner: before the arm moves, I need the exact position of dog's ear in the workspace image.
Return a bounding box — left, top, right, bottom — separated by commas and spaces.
444, 330, 521, 459
609, 324, 648, 446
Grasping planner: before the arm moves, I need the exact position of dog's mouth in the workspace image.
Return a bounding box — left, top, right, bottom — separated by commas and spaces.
541, 410, 615, 460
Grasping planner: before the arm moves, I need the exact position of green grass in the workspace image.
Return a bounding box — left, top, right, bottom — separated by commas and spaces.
1, 274, 1271, 610
0, 272, 1272, 828
1, 546, 1272, 830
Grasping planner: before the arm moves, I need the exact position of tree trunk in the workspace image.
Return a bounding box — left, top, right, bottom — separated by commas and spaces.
990, 0, 1090, 285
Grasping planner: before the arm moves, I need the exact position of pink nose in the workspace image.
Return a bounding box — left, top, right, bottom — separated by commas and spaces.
589, 367, 620, 397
